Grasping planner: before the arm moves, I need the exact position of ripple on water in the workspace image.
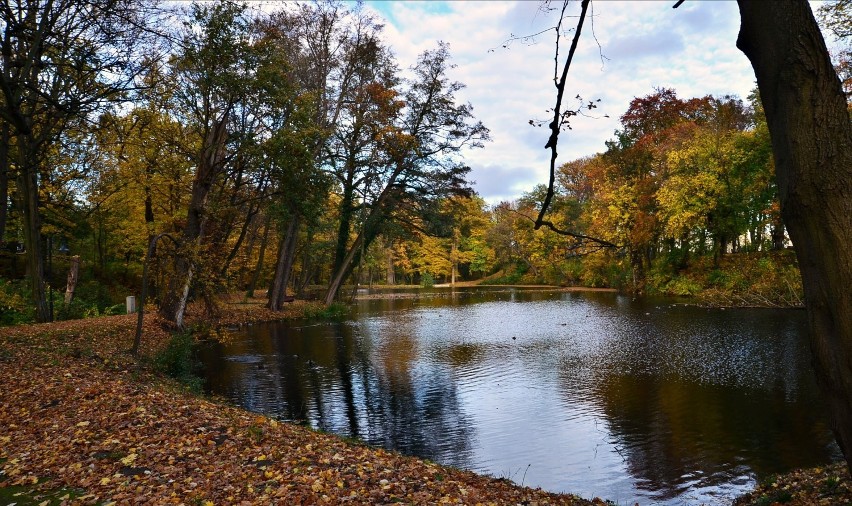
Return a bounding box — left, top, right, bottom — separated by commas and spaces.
202, 289, 835, 506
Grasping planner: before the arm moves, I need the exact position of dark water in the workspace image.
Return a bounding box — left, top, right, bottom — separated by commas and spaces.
200, 288, 840, 505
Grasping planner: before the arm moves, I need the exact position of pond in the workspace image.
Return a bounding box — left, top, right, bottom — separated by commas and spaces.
200, 287, 840, 505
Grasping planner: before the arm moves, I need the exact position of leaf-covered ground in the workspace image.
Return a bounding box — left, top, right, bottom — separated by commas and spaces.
0, 299, 603, 505
733, 463, 852, 506
2, 297, 849, 505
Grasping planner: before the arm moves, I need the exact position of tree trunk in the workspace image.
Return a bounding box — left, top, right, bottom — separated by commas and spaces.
450, 228, 458, 286
770, 214, 786, 250
16, 152, 48, 322
0, 123, 9, 244
267, 214, 300, 311
629, 248, 645, 295
246, 213, 271, 298
385, 242, 395, 285
159, 111, 230, 326
333, 175, 355, 277
220, 203, 258, 279
324, 231, 364, 306
737, 0, 852, 470
64, 255, 79, 304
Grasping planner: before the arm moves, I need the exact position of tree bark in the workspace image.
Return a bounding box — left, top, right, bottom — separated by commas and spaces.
64, 255, 79, 305
333, 171, 356, 277
267, 214, 300, 310
770, 214, 786, 250
16, 146, 48, 322
737, 0, 852, 470
0, 122, 9, 244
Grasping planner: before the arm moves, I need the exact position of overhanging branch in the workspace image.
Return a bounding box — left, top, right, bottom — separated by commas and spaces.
536, 0, 591, 230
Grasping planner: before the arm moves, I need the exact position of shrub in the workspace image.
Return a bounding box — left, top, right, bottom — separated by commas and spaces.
420, 272, 435, 288
0, 280, 33, 326
302, 302, 349, 320
153, 331, 204, 393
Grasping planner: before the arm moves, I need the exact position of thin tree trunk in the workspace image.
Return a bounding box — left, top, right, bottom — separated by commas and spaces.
267, 214, 300, 310
220, 203, 259, 279
738, 0, 852, 470
324, 231, 364, 306
333, 175, 355, 277
385, 242, 395, 285
246, 213, 271, 298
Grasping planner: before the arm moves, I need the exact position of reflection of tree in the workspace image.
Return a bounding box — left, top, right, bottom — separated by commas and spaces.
589, 375, 835, 500
202, 319, 476, 469
554, 307, 839, 501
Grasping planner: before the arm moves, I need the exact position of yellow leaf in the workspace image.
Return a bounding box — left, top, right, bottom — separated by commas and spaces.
120, 453, 137, 466
76, 421, 90, 427
100, 477, 111, 485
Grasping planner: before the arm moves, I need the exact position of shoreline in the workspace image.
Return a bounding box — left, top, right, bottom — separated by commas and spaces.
0, 295, 841, 504
0, 299, 601, 505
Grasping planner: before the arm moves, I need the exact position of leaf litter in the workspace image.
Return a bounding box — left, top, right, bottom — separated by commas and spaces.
1, 298, 605, 505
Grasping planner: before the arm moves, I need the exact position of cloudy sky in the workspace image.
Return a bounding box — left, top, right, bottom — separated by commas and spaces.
358, 1, 759, 204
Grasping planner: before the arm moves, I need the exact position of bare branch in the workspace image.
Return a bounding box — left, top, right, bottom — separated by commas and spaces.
536, 0, 590, 230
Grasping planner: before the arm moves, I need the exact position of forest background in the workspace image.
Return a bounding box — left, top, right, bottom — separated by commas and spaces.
3, 0, 844, 327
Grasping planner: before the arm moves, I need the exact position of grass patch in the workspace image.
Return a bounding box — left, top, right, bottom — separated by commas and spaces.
0, 484, 87, 505
301, 302, 349, 320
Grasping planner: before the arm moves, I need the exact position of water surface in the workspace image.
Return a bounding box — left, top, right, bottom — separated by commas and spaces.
201, 288, 839, 505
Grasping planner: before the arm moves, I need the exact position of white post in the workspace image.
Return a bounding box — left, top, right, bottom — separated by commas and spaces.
126, 296, 136, 314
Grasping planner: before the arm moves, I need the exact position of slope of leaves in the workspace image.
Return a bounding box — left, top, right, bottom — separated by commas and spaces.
733, 463, 852, 506
0, 298, 601, 505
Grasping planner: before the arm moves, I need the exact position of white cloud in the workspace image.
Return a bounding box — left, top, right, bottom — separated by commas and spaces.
362, 1, 758, 204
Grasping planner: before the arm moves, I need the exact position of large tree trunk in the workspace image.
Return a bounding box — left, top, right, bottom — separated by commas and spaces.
16, 149, 48, 322
159, 111, 230, 326
0, 123, 9, 244
737, 0, 852, 470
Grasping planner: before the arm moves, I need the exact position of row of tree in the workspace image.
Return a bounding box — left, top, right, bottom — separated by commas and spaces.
0, 1, 488, 325
0, 0, 818, 326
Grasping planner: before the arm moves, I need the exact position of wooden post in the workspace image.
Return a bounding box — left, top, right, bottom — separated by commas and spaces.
64, 255, 79, 305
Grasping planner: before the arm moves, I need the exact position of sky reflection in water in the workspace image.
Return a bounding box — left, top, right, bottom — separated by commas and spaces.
201, 288, 839, 505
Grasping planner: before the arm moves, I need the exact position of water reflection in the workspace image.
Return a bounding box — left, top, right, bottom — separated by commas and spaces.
200, 288, 840, 505
203, 318, 476, 468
